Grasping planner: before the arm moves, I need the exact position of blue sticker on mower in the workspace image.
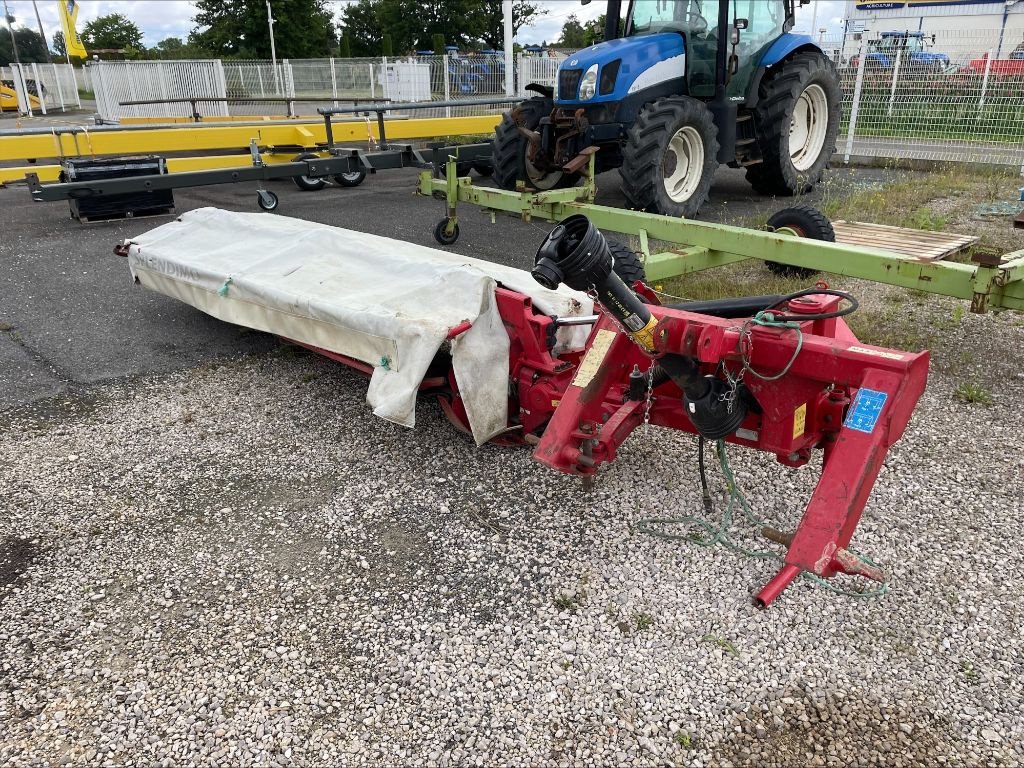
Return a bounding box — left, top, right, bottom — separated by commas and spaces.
844, 388, 888, 434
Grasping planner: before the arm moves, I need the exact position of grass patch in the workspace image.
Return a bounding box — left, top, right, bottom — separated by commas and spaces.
702, 633, 739, 657
953, 382, 993, 406
654, 262, 814, 305
818, 166, 1016, 229
674, 730, 694, 749
631, 611, 654, 631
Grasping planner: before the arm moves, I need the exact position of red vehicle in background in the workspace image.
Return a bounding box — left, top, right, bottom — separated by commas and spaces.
967, 49, 1024, 76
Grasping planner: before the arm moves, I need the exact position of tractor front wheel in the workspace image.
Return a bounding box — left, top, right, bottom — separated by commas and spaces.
491, 97, 580, 191
620, 96, 719, 218
746, 52, 841, 197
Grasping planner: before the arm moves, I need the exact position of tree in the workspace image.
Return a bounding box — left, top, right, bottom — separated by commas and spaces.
0, 27, 49, 65
556, 13, 610, 49
52, 30, 65, 57
81, 13, 144, 51
191, 0, 335, 59
556, 14, 587, 48
338, 0, 543, 55
338, 35, 351, 58
150, 36, 210, 60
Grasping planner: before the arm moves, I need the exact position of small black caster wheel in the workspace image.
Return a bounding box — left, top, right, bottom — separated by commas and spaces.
433, 219, 459, 245
334, 170, 366, 187
292, 152, 326, 191
257, 190, 279, 212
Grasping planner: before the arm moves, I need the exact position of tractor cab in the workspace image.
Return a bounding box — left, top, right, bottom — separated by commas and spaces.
493, 0, 838, 220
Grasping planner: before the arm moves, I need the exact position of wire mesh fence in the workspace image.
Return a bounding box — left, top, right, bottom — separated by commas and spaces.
829, 27, 1024, 168
74, 32, 1022, 169
1, 63, 80, 115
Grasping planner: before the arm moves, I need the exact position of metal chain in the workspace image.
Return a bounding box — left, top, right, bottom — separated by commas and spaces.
642, 363, 655, 435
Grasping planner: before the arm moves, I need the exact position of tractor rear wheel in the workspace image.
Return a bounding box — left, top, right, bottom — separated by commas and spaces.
492, 97, 579, 191
746, 52, 841, 197
620, 96, 719, 218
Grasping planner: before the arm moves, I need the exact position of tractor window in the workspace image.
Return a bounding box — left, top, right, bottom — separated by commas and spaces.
627, 0, 716, 37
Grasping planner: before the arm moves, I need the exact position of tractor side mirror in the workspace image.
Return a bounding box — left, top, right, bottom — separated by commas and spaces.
734, 18, 748, 30
931, 34, 937, 44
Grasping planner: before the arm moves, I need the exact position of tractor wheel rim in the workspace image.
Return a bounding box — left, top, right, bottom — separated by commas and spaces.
525, 145, 562, 190
339, 172, 362, 182
790, 84, 828, 173
663, 126, 704, 203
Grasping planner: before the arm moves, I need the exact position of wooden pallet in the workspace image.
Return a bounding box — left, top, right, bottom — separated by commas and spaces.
832, 220, 978, 262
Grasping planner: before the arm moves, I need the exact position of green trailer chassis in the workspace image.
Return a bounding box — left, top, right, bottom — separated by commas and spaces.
419, 153, 1024, 314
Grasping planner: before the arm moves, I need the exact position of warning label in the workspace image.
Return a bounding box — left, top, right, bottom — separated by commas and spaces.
844, 388, 888, 434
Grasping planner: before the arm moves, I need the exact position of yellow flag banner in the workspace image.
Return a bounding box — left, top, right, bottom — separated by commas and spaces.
57, 0, 88, 59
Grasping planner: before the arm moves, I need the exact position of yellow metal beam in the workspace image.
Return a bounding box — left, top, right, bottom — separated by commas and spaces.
0, 114, 500, 163
0, 150, 334, 186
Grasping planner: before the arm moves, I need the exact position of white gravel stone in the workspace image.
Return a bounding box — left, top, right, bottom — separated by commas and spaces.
0, 287, 1022, 767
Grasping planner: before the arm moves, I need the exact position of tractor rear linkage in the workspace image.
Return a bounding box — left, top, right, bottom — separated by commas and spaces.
299, 215, 928, 607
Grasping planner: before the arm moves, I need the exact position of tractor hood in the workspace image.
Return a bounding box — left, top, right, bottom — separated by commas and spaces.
554, 33, 685, 105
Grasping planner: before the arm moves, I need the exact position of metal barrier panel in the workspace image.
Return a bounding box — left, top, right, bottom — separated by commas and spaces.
831, 27, 1024, 168
92, 60, 228, 121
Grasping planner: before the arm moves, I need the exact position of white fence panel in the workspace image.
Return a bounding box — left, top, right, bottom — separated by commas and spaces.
92, 60, 228, 121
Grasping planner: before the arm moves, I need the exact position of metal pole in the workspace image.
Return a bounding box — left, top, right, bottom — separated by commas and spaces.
3, 0, 21, 67
844, 36, 867, 164
442, 53, 451, 118
31, 61, 45, 113
502, 0, 514, 96
809, 1, 818, 37
887, 45, 902, 117
266, 0, 281, 94
30, 0, 49, 61
978, 49, 993, 110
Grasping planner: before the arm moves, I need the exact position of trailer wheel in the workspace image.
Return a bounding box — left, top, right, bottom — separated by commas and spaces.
620, 96, 719, 218
746, 52, 841, 197
433, 219, 460, 245
764, 205, 834, 277
492, 97, 579, 191
608, 240, 647, 285
334, 170, 366, 187
292, 153, 327, 191
256, 190, 279, 212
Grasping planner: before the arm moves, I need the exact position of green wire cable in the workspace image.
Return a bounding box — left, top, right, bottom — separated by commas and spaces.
635, 439, 889, 599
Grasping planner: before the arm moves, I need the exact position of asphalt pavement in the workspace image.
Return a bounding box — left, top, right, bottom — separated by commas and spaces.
0, 163, 895, 411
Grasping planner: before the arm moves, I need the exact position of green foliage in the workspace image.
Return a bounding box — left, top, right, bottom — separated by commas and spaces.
81, 13, 143, 51
0, 27, 49, 65
674, 730, 694, 748
953, 382, 992, 406
338, 0, 544, 56
191, 0, 335, 59
338, 35, 351, 58
555, 13, 613, 48
51, 30, 65, 58
382, 33, 393, 57
149, 37, 210, 60
432, 33, 445, 56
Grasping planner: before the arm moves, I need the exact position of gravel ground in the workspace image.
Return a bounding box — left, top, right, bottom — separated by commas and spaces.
1, 276, 1022, 766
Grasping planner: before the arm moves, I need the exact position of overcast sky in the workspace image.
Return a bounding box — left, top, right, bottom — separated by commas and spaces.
7, 0, 848, 50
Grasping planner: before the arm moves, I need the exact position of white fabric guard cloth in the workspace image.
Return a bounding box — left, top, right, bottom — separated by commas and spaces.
126, 207, 593, 444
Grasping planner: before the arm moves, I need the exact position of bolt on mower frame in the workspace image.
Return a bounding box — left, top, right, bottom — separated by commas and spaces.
418, 152, 1024, 314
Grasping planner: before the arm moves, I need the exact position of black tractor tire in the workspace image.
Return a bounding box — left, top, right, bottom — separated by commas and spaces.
620, 96, 719, 218
491, 97, 580, 191
608, 240, 647, 285
764, 205, 835, 278
745, 52, 841, 198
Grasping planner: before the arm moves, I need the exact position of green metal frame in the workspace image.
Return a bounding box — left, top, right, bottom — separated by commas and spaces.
418, 154, 1024, 314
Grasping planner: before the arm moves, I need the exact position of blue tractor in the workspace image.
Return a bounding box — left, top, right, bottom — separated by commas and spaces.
492, 0, 842, 218
852, 31, 950, 74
